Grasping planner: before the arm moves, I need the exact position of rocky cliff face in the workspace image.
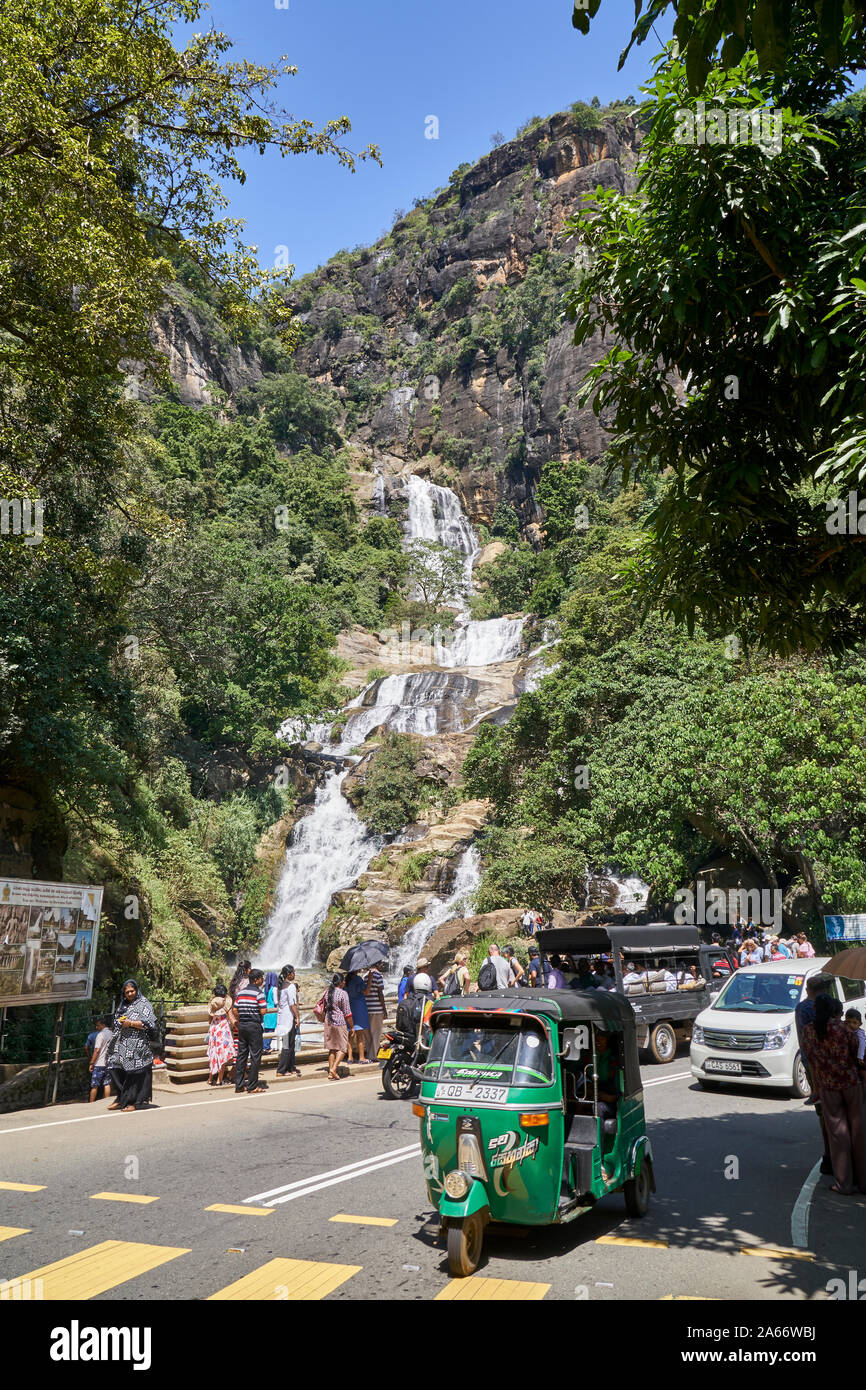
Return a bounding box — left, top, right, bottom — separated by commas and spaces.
286, 109, 642, 530
156, 109, 643, 534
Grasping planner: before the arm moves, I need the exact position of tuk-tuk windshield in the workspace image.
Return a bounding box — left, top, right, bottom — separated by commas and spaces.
427, 1017, 553, 1087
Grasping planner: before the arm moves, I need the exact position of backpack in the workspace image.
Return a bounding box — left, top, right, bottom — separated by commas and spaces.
443, 967, 463, 997
477, 958, 497, 992
396, 990, 427, 1036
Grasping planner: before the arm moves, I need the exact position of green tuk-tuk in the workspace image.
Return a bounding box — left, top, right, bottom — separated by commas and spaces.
414, 988, 655, 1277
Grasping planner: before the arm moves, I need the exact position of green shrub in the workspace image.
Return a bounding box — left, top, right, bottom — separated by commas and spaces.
396, 850, 435, 892
354, 732, 422, 835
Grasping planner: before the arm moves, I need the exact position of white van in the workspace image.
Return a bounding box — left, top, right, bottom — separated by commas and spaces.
690, 958, 866, 1098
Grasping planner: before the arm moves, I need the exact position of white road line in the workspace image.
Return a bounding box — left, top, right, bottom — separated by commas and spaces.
246, 1143, 422, 1203
0, 1071, 382, 1138
263, 1147, 422, 1206
0, 1067, 690, 1141
791, 1158, 822, 1248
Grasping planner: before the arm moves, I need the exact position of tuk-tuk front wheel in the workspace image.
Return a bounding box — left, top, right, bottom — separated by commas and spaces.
446, 1213, 484, 1278
624, 1159, 652, 1217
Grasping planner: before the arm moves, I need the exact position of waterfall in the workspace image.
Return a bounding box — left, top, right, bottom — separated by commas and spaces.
265, 469, 521, 970
260, 770, 381, 968
584, 869, 651, 915
389, 846, 481, 981
405, 475, 480, 594
437, 616, 525, 668
371, 471, 386, 515
338, 671, 476, 746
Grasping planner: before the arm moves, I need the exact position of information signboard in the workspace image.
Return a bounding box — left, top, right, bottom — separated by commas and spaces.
824, 914, 866, 942
0, 877, 102, 1008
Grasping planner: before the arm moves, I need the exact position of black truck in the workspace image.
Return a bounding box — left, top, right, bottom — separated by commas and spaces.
535, 923, 738, 1063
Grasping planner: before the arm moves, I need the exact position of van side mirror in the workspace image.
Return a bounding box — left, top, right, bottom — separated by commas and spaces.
562, 1024, 591, 1060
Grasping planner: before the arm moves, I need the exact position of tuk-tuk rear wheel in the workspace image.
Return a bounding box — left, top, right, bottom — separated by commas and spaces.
446, 1213, 484, 1278
624, 1159, 652, 1217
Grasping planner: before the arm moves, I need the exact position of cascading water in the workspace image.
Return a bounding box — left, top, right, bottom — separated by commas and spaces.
437, 616, 525, 668
389, 846, 481, 981
264, 470, 525, 971
260, 770, 381, 968
338, 671, 477, 746
405, 475, 480, 592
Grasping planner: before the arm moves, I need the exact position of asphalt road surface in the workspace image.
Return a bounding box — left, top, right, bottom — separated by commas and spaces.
1, 1051, 864, 1302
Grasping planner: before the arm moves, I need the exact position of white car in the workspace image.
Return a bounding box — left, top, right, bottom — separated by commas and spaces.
690, 957, 866, 1098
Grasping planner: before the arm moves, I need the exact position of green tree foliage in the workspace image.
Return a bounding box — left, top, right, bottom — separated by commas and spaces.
0, 0, 381, 996
405, 539, 470, 614
572, 0, 866, 90
565, 46, 866, 654
351, 734, 422, 836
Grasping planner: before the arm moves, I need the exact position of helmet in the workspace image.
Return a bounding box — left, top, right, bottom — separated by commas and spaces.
413, 972, 433, 993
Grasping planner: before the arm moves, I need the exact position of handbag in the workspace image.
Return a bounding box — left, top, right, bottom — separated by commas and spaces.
313, 992, 327, 1022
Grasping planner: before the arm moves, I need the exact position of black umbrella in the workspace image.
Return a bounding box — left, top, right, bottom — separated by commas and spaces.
339, 940, 390, 972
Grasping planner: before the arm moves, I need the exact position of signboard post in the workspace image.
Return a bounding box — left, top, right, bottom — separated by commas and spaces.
824, 914, 866, 942
0, 877, 102, 1009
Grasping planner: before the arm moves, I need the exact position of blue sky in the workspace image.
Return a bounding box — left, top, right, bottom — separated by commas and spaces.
181, 0, 668, 277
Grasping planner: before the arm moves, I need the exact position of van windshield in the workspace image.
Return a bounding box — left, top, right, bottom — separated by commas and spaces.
427, 1019, 553, 1086
712, 971, 805, 1013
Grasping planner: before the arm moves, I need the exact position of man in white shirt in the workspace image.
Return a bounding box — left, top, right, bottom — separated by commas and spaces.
487, 943, 513, 990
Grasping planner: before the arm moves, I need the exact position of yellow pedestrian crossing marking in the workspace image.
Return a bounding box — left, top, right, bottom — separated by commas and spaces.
0, 1182, 45, 1192
91, 1192, 159, 1205
596, 1234, 669, 1249
208, 1257, 361, 1301
741, 1245, 814, 1261
205, 1204, 273, 1216
436, 1276, 549, 1301
0, 1227, 30, 1243
9, 1240, 189, 1299
329, 1214, 398, 1227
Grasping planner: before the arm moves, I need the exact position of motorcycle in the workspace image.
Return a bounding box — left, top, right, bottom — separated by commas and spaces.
377, 1026, 427, 1100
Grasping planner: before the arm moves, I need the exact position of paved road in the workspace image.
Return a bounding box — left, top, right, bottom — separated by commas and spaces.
1, 1051, 863, 1301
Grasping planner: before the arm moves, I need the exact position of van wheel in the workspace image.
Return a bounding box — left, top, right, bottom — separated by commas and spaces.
649, 1023, 677, 1064
624, 1159, 652, 1217
791, 1052, 811, 1100
446, 1213, 484, 1277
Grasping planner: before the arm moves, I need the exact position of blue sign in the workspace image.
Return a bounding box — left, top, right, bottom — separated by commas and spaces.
825, 915, 866, 941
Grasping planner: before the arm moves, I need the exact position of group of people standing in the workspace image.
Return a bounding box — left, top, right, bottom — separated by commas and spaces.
725, 921, 816, 961
208, 962, 303, 1093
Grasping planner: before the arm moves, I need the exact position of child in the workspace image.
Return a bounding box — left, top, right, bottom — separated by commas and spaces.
88, 1015, 113, 1103
845, 1008, 866, 1062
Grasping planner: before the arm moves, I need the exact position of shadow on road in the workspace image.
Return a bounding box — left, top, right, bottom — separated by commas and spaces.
409, 1103, 866, 1297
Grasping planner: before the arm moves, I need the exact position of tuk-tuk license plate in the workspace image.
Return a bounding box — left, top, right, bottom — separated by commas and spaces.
705, 1059, 742, 1074
434, 1083, 508, 1103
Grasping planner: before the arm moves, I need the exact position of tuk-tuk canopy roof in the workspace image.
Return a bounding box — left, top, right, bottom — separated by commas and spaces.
429, 987, 636, 1036
536, 923, 703, 956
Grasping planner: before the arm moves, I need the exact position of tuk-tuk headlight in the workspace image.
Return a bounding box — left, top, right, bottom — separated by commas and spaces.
457, 1132, 487, 1179
764, 1024, 791, 1051
444, 1169, 472, 1200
